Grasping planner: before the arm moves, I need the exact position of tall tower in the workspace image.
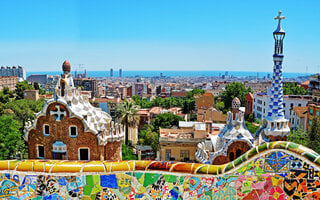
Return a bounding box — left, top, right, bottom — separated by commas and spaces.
255, 11, 290, 144
119, 68, 122, 77
110, 68, 113, 77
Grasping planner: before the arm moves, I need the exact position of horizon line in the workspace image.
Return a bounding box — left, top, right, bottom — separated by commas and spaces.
27, 69, 312, 74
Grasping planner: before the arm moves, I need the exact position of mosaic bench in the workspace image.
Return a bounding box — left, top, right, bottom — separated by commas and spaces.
1, 141, 320, 199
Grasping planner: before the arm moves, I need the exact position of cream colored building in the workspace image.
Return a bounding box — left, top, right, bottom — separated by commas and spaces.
159, 123, 207, 162
0, 76, 18, 91
24, 90, 39, 101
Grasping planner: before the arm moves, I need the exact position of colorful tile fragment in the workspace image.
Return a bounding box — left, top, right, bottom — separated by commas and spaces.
0, 142, 320, 199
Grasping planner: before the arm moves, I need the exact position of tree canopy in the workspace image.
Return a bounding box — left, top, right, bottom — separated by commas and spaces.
116, 100, 140, 145
287, 127, 309, 147
132, 88, 204, 114
122, 143, 137, 160
153, 112, 183, 131
283, 82, 308, 95
288, 117, 320, 154
308, 116, 320, 153
245, 121, 260, 135
215, 101, 225, 111
33, 82, 46, 95
4, 99, 45, 127
15, 81, 34, 100
0, 115, 25, 159
138, 125, 159, 152
138, 113, 184, 152
219, 82, 252, 110
0, 86, 14, 104
186, 88, 205, 99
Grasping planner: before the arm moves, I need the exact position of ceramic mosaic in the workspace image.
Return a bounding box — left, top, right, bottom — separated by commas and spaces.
1, 141, 320, 199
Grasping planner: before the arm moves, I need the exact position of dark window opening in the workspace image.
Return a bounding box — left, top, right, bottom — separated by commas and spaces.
38, 146, 44, 158
79, 148, 89, 160
44, 125, 50, 135
229, 152, 234, 161
236, 149, 242, 158
70, 126, 77, 136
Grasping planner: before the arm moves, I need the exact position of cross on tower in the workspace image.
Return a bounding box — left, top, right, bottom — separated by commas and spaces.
50, 105, 66, 121
274, 10, 285, 25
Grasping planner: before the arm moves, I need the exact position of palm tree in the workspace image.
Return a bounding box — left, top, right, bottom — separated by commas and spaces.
116, 100, 140, 146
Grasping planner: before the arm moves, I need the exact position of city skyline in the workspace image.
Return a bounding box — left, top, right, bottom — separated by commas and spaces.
0, 0, 319, 73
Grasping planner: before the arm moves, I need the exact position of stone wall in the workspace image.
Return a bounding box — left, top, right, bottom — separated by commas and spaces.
105, 141, 122, 161
28, 102, 101, 160
1, 142, 320, 199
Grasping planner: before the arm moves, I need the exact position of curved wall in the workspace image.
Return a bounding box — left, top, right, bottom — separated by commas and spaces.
1, 141, 320, 199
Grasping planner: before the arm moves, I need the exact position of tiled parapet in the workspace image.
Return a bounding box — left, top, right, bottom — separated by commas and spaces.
1, 141, 320, 199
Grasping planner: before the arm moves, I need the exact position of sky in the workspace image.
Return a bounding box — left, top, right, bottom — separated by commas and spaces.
0, 0, 319, 73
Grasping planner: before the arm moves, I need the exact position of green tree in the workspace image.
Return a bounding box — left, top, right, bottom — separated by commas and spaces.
186, 88, 205, 99
132, 89, 203, 114
145, 131, 159, 152
33, 82, 40, 90
138, 112, 183, 153
308, 116, 320, 153
33, 82, 46, 95
132, 95, 141, 103
283, 82, 308, 95
0, 91, 10, 104
121, 143, 137, 160
15, 81, 34, 100
245, 121, 260, 135
288, 127, 309, 146
245, 113, 255, 122
220, 82, 252, 110
116, 100, 140, 145
139, 125, 159, 152
5, 99, 45, 129
0, 102, 5, 114
0, 86, 14, 104
153, 113, 183, 131
3, 86, 14, 98
215, 101, 225, 111
0, 115, 25, 159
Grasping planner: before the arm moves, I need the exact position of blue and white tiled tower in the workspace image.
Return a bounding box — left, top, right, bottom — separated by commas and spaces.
255, 11, 290, 144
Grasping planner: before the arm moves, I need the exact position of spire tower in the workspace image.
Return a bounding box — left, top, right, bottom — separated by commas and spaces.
268, 10, 285, 119
255, 11, 290, 144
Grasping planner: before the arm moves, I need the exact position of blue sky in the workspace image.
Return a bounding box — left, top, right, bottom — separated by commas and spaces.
0, 0, 319, 73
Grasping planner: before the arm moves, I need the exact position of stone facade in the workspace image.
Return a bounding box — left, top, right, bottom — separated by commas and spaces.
24, 90, 39, 101
105, 141, 122, 161
24, 61, 124, 161
195, 92, 214, 109
27, 102, 103, 160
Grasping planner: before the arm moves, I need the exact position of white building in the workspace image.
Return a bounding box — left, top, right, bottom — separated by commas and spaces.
253, 90, 311, 121
0, 66, 26, 80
